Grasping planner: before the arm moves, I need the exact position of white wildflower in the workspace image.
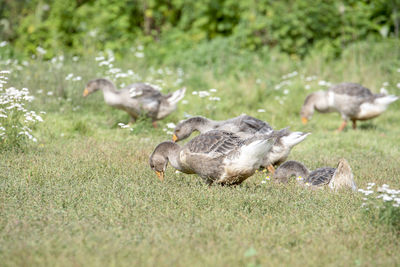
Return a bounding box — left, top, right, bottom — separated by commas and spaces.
281, 71, 298, 79
89, 29, 98, 37
118, 123, 130, 129
135, 52, 144, 58
209, 88, 217, 93
65, 73, 74, 80
47, 91, 54, 96
0, 41, 8, 47
99, 61, 110, 67
115, 73, 128, 78
377, 194, 393, 202
36, 46, 46, 55
257, 109, 266, 113
304, 75, 312, 81
209, 96, 220, 101
198, 91, 210, 98
318, 80, 328, 86
166, 122, 176, 129
109, 68, 121, 74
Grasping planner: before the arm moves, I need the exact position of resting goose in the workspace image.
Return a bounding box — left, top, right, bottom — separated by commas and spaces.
149, 130, 275, 185
83, 78, 185, 126
273, 158, 357, 191
301, 83, 398, 131
172, 115, 309, 174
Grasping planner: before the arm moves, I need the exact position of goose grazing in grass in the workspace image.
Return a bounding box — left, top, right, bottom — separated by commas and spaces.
149, 130, 275, 185
172, 115, 309, 174
300, 83, 398, 132
83, 78, 186, 127
273, 158, 357, 191
172, 114, 273, 141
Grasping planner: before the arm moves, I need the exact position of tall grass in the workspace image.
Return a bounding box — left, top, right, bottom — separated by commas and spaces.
0, 40, 399, 266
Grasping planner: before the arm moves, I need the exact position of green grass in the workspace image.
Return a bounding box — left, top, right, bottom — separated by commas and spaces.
1, 41, 400, 266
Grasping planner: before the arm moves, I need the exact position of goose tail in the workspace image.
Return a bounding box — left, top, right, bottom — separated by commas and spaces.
281, 132, 311, 148
328, 158, 357, 191
167, 87, 186, 106
374, 94, 398, 106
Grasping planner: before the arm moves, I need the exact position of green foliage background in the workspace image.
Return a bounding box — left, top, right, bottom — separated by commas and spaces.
1, 0, 399, 58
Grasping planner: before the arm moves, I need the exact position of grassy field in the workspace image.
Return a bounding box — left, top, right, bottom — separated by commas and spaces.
1, 41, 400, 266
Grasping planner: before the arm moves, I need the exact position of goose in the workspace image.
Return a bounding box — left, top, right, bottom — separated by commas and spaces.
273, 158, 357, 191
149, 130, 275, 185
83, 78, 185, 126
172, 115, 273, 141
301, 83, 398, 131
172, 115, 309, 174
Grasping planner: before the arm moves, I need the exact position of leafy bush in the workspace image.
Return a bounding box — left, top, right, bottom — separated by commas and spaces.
0, 0, 399, 58
0, 70, 44, 150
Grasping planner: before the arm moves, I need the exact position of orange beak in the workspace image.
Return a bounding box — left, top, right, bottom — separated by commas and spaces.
155, 171, 164, 182
172, 134, 178, 142
83, 88, 90, 97
301, 117, 308, 125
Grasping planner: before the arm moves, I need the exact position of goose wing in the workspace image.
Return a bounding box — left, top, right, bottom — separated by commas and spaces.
124, 83, 163, 99
186, 130, 242, 158
329, 83, 373, 99
306, 167, 336, 186
239, 115, 273, 134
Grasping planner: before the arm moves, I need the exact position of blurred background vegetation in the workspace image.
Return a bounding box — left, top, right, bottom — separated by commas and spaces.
1, 0, 399, 61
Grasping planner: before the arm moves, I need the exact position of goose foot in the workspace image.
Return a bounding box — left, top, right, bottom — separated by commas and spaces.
336, 121, 347, 132
152, 121, 158, 128
267, 165, 275, 174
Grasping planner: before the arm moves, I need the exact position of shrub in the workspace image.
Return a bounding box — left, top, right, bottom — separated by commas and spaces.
0, 70, 44, 150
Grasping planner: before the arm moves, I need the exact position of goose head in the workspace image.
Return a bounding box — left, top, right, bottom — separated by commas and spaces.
149, 141, 178, 181
172, 116, 209, 142
83, 78, 114, 97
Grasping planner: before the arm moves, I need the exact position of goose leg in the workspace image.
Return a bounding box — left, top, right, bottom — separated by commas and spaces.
352, 119, 357, 130
267, 164, 275, 174
129, 117, 136, 125
152, 121, 158, 128
336, 120, 347, 132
